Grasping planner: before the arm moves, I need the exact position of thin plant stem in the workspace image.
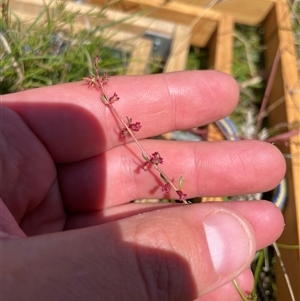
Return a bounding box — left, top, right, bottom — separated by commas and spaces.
252, 250, 264, 297
84, 58, 189, 204
256, 47, 281, 134
102, 94, 184, 200
232, 279, 256, 301
272, 242, 296, 301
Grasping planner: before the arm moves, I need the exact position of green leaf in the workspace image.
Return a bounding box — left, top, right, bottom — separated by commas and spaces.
101, 94, 109, 104
178, 176, 183, 189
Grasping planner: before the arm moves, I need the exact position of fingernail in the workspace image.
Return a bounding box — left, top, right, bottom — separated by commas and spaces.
203, 212, 253, 275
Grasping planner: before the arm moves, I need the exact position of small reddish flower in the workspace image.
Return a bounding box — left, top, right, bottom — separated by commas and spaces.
120, 128, 129, 138
162, 183, 170, 194
84, 57, 189, 206
101, 73, 109, 84
141, 161, 150, 171
129, 122, 142, 131
109, 93, 119, 104
150, 152, 163, 165
176, 190, 187, 201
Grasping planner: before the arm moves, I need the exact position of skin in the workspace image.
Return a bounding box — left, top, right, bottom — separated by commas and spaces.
1, 71, 285, 301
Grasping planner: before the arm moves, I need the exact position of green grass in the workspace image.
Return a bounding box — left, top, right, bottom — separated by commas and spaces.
0, 0, 128, 94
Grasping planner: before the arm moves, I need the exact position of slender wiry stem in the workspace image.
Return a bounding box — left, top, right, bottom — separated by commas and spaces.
83, 58, 188, 204
106, 101, 184, 198
100, 82, 188, 204
272, 242, 296, 301
256, 47, 281, 135
232, 279, 256, 301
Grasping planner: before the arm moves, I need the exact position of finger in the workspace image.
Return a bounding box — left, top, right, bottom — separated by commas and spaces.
2, 71, 239, 162
58, 139, 286, 211
195, 269, 254, 301
3, 201, 283, 301
0, 106, 63, 231
65, 203, 177, 229
65, 200, 283, 251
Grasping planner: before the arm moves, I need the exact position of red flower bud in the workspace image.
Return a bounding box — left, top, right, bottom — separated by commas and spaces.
176, 190, 187, 201
129, 122, 142, 131
162, 183, 171, 194
109, 93, 119, 104
150, 152, 163, 165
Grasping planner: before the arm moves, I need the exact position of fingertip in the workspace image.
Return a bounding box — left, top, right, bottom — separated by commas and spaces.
220, 200, 285, 250
251, 140, 287, 191
198, 70, 240, 118
161, 70, 240, 127
253, 201, 285, 248
213, 70, 240, 106
268, 141, 287, 178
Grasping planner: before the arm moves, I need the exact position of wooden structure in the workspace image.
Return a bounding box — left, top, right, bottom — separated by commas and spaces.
6, 0, 300, 299
262, 5, 300, 300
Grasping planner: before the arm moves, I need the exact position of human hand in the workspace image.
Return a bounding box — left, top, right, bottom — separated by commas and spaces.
1, 71, 285, 301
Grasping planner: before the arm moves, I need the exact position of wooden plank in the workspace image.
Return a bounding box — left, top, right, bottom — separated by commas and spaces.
164, 25, 191, 72
91, 0, 221, 22
9, 0, 177, 39
90, 0, 221, 47
9, 0, 221, 48
176, 0, 276, 24
91, 0, 275, 26
207, 14, 233, 74
206, 14, 234, 141
126, 38, 153, 75
263, 3, 300, 300
140, 3, 219, 47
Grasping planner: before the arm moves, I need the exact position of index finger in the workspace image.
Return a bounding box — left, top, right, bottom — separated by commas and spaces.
2, 71, 239, 162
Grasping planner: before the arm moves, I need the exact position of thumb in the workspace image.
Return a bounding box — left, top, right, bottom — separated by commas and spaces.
2, 201, 283, 301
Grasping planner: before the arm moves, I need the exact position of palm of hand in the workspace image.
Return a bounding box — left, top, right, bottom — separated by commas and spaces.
1, 73, 286, 301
